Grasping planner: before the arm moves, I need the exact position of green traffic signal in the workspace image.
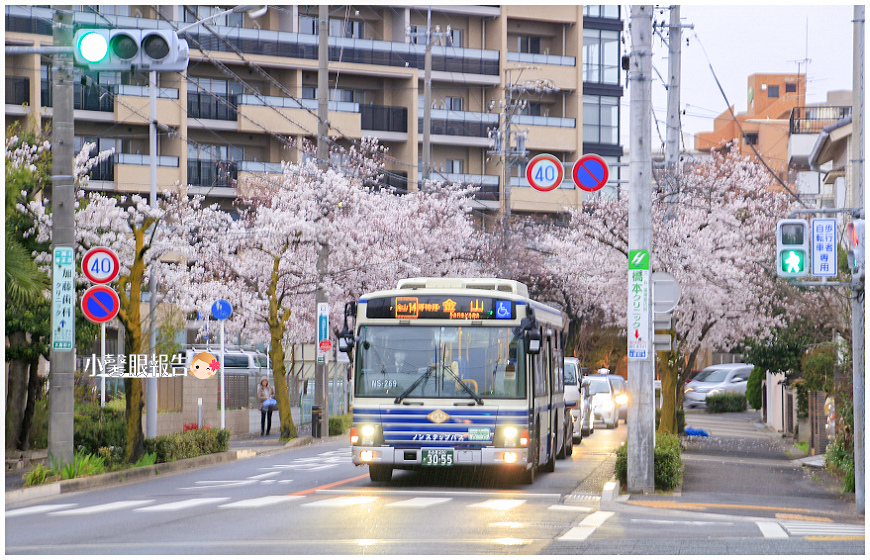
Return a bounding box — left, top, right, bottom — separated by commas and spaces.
76, 31, 109, 64
780, 249, 806, 274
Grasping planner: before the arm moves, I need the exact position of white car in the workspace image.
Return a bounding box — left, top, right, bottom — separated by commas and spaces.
586, 374, 619, 429
683, 363, 753, 408
564, 358, 593, 441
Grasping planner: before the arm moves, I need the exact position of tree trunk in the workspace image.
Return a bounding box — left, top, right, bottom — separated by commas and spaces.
657, 352, 679, 434
17, 349, 43, 450
267, 252, 296, 440
6, 332, 29, 450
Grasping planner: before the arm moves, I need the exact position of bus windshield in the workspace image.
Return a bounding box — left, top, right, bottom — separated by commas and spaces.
354, 325, 526, 399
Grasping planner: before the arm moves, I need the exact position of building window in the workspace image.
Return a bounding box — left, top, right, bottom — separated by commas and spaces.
446, 97, 463, 111
188, 143, 244, 162
584, 5, 620, 19
448, 29, 463, 48
445, 159, 463, 174
583, 95, 619, 144
518, 36, 541, 54
583, 29, 620, 85
520, 103, 543, 117
184, 6, 242, 27
331, 18, 364, 39
300, 15, 316, 35
767, 85, 779, 98
785, 83, 797, 93
744, 132, 759, 146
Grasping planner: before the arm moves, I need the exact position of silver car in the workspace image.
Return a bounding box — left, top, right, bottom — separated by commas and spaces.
587, 374, 619, 429
564, 358, 593, 441
683, 363, 753, 408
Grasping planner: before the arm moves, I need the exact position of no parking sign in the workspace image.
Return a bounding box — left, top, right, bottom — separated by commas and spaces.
572, 154, 609, 192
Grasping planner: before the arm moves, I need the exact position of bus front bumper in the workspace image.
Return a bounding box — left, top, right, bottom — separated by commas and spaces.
352, 446, 529, 467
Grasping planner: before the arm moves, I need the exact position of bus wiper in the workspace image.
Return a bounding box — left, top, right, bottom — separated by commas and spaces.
394, 365, 434, 404
443, 365, 484, 405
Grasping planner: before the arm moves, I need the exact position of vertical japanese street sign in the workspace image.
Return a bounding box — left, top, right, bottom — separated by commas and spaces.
317, 302, 330, 363
627, 249, 650, 361
52, 247, 76, 351
811, 218, 837, 277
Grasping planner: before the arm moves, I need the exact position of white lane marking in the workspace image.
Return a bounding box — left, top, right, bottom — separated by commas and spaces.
248, 471, 281, 480
557, 511, 614, 541
756, 521, 789, 539
469, 499, 526, 510
134, 498, 229, 512
579, 511, 614, 526
385, 497, 452, 508
301, 496, 378, 507
557, 526, 597, 541
549, 505, 593, 513
780, 521, 865, 536
179, 480, 258, 490
219, 496, 304, 509
6, 504, 77, 518
629, 519, 734, 526
50, 500, 154, 516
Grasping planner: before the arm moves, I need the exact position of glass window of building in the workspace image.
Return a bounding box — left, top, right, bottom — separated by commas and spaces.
446, 97, 463, 111
584, 5, 620, 19
583, 95, 619, 144
583, 29, 620, 85
445, 159, 463, 174
518, 36, 541, 54
448, 29, 463, 48
330, 18, 363, 38
300, 15, 316, 35
767, 85, 779, 98
184, 6, 242, 27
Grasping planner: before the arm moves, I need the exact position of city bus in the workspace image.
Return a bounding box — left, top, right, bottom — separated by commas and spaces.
338, 277, 571, 484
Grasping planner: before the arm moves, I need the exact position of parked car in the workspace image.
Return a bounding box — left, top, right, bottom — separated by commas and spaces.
605, 374, 628, 422
683, 363, 753, 408
586, 374, 620, 429
564, 358, 593, 441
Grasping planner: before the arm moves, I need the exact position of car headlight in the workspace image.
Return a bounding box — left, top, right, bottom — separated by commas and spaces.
615, 393, 629, 406
707, 389, 721, 396
684, 387, 694, 393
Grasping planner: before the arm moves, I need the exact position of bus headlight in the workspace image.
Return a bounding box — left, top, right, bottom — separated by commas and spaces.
495, 426, 527, 448
360, 450, 374, 462
503, 451, 518, 464
352, 424, 382, 446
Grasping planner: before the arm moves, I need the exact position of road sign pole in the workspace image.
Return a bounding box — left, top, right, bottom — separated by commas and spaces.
220, 319, 225, 430
101, 322, 106, 407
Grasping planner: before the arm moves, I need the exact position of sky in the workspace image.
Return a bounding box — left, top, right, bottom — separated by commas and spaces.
628, 4, 857, 152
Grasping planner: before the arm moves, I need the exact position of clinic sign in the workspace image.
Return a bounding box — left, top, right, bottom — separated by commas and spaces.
52, 247, 76, 350
627, 250, 650, 361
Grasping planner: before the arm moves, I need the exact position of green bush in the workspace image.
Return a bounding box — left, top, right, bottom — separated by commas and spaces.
27, 398, 49, 449
614, 432, 683, 491
144, 427, 230, 463
826, 435, 855, 493
705, 393, 747, 413
746, 366, 764, 410
22, 464, 52, 487
74, 403, 126, 455
328, 413, 352, 436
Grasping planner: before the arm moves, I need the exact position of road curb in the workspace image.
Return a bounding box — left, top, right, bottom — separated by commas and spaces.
601, 478, 620, 501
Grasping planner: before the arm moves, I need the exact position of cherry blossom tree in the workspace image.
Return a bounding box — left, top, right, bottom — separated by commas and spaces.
183, 157, 482, 439
531, 149, 808, 433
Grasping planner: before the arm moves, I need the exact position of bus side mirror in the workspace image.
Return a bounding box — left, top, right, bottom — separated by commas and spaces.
525, 327, 541, 355
338, 301, 357, 353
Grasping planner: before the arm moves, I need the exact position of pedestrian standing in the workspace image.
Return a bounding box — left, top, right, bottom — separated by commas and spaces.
258, 376, 276, 436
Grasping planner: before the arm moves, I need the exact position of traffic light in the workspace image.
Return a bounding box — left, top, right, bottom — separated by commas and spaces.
776, 219, 809, 278
845, 219, 865, 280
73, 29, 189, 72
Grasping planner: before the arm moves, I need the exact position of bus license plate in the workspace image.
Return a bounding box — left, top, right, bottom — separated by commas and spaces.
422, 449, 454, 467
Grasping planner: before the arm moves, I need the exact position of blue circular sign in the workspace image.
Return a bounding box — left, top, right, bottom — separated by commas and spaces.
572, 154, 610, 192
212, 299, 233, 320
81, 285, 120, 324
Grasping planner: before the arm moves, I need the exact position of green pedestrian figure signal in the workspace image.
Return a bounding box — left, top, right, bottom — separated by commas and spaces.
776, 219, 809, 278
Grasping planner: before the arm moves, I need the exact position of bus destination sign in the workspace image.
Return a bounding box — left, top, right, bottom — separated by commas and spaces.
366, 296, 515, 321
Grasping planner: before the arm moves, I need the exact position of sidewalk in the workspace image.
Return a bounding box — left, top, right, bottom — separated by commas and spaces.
623, 409, 863, 524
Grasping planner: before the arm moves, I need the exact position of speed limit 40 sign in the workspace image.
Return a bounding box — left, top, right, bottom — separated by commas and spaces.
526, 154, 564, 192
82, 247, 120, 284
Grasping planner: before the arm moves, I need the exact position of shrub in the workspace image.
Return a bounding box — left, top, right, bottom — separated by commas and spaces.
614, 432, 683, 491
27, 398, 49, 449
132, 452, 157, 468
745, 366, 764, 410
705, 393, 747, 413
144, 427, 230, 463
23, 464, 52, 487
183, 422, 211, 432
328, 413, 352, 436
826, 435, 855, 493
74, 403, 126, 455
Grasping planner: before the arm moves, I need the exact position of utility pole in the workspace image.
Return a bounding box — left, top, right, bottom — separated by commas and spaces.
851, 4, 865, 515
314, 3, 330, 439
146, 70, 158, 439
664, 5, 682, 170
627, 5, 655, 494
48, 6, 76, 464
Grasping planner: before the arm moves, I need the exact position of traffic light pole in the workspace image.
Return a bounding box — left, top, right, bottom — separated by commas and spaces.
146, 70, 158, 439
48, 6, 76, 465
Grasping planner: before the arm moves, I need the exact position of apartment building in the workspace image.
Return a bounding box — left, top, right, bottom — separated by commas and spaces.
5, 5, 624, 216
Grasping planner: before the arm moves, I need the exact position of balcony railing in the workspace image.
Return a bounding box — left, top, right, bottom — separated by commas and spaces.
41, 82, 114, 112
237, 94, 358, 113
360, 105, 407, 133
85, 157, 114, 182
186, 29, 500, 76
188, 92, 237, 121
507, 51, 575, 67
188, 159, 237, 188
418, 109, 498, 138
6, 76, 30, 105
789, 106, 852, 135
116, 153, 179, 167
513, 114, 575, 128
366, 171, 408, 194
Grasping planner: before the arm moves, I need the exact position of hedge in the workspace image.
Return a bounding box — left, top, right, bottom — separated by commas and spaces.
74, 403, 126, 455
329, 413, 352, 436
745, 367, 764, 410
143, 427, 230, 463
705, 393, 748, 413
614, 432, 683, 491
